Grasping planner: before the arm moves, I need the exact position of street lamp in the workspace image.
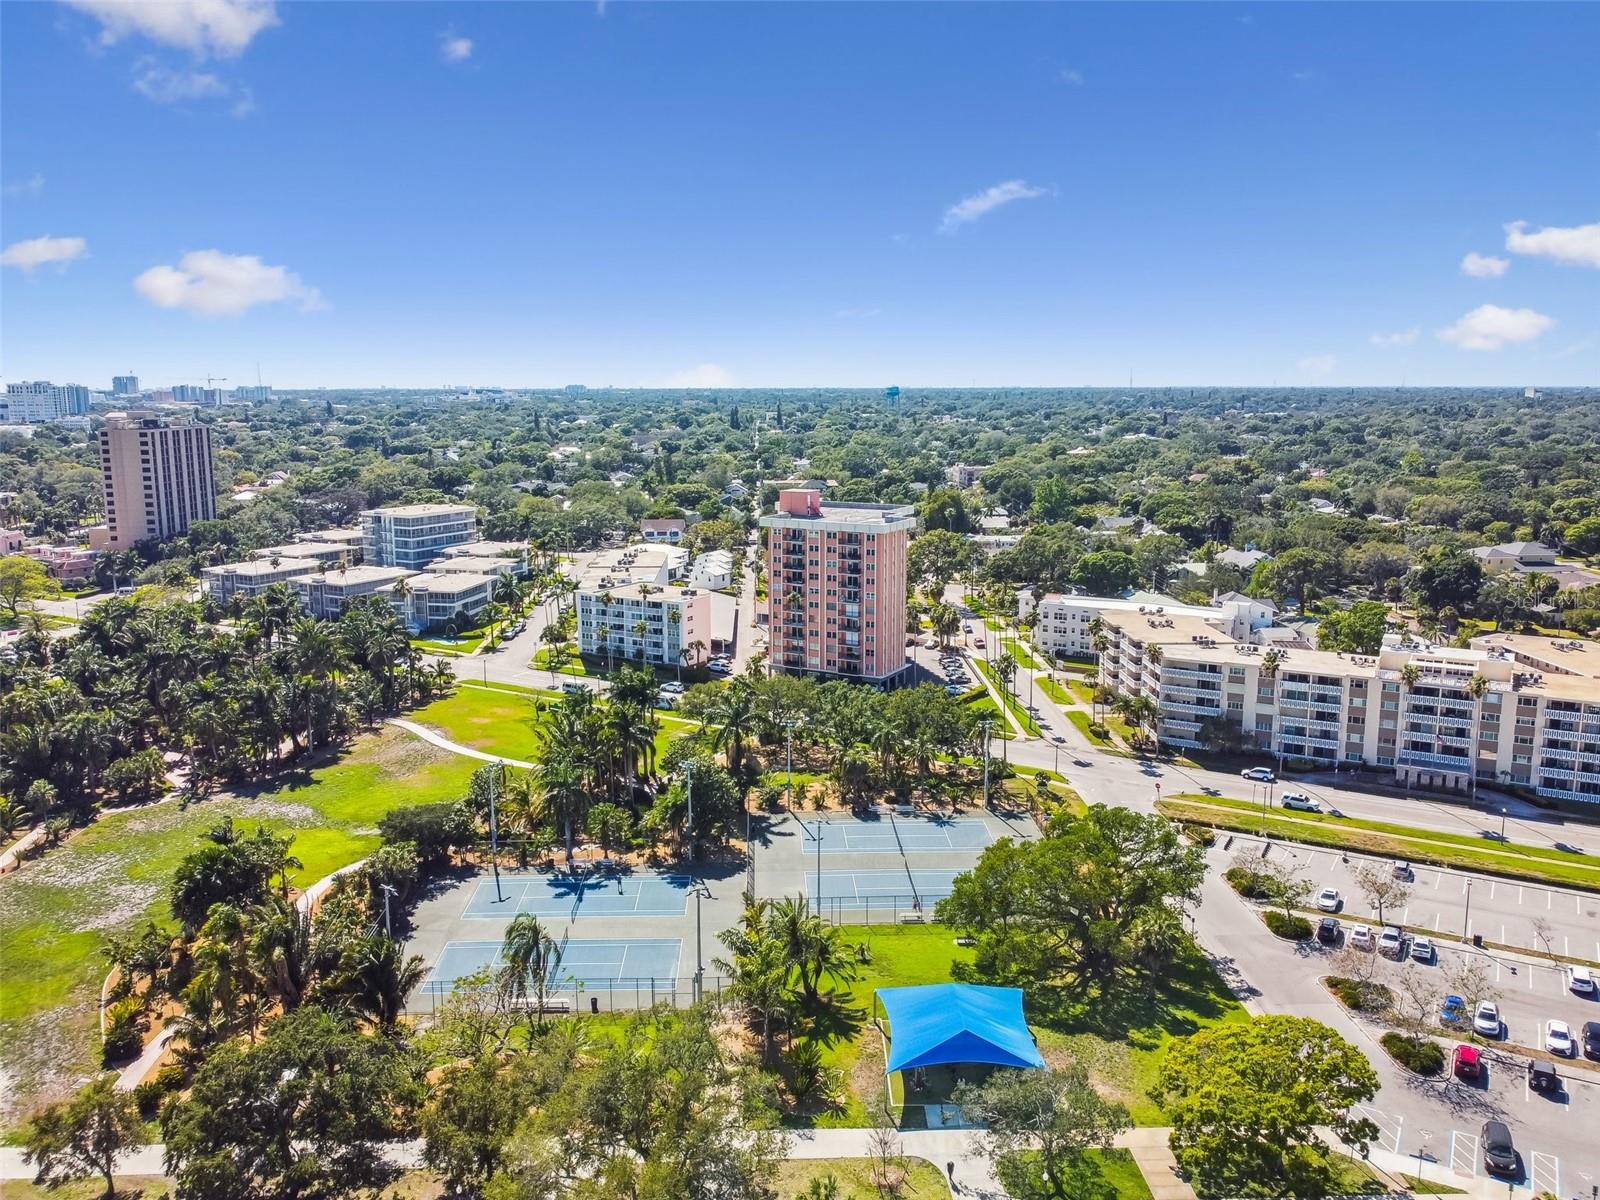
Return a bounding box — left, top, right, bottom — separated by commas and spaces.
488, 760, 505, 904
684, 761, 695, 864
813, 817, 824, 919
692, 878, 709, 1001
1413, 1130, 1432, 1187
1499, 807, 1507, 842
1462, 878, 1473, 940
379, 883, 397, 938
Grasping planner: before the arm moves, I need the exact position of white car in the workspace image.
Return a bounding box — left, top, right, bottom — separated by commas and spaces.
1568, 965, 1596, 995
1410, 936, 1435, 964
1280, 793, 1321, 812
1378, 927, 1405, 959
1350, 926, 1375, 951
1316, 888, 1341, 912
1241, 767, 1276, 782
1473, 1001, 1502, 1038
1545, 1019, 1575, 1057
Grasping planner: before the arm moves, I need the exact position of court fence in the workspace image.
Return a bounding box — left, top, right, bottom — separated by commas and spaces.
809, 893, 953, 926
407, 974, 735, 1017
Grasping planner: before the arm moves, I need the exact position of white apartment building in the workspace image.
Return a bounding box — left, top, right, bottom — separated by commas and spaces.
1023, 592, 1276, 659
2, 381, 92, 423
361, 503, 477, 569
428, 554, 521, 581
1095, 611, 1600, 809
292, 565, 414, 620
573, 543, 688, 592
202, 557, 322, 603
251, 541, 352, 568
576, 583, 708, 668
398, 572, 497, 632
436, 540, 530, 575
688, 549, 734, 590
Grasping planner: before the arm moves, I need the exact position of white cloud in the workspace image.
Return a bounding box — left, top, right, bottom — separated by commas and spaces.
439, 33, 472, 63
1059, 68, 1084, 86
1297, 354, 1336, 376
666, 363, 735, 388
1436, 304, 1554, 351
1460, 251, 1509, 279
2, 234, 88, 272
63, 0, 278, 57
133, 64, 227, 101
132, 62, 254, 114
1504, 219, 1600, 269
939, 179, 1046, 234
133, 249, 325, 315
3, 173, 45, 197
1369, 328, 1420, 347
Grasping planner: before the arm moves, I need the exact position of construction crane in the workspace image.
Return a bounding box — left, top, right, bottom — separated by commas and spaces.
206, 375, 228, 390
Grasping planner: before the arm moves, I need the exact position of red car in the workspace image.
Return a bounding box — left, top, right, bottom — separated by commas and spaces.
1452, 1044, 1482, 1082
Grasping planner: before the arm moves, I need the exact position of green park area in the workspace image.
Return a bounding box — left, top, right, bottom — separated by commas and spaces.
1159, 793, 1600, 891
0, 727, 479, 1115
971, 659, 1043, 736
1000, 636, 1044, 671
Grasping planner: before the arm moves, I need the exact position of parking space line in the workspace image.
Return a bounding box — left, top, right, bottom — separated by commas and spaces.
1433, 871, 1442, 889
1518, 886, 1525, 904
1432, 912, 1442, 931
1447, 1131, 1478, 1177
1490, 881, 1497, 900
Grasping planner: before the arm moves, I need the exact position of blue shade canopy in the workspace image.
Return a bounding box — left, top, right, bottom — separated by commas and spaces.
878, 983, 1046, 1074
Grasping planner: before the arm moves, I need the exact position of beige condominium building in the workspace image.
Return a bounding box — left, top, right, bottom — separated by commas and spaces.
201, 556, 322, 603
98, 410, 216, 548
1097, 611, 1600, 809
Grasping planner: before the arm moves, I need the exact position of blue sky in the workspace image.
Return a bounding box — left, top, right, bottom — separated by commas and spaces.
3, 1, 1596, 389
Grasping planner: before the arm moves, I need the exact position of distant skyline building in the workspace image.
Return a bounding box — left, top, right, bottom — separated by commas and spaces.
760, 487, 914, 683
233, 385, 273, 402
111, 375, 140, 396
98, 410, 217, 549
2, 380, 91, 423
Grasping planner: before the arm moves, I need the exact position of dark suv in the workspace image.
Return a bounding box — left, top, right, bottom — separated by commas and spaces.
1583, 1021, 1600, 1061
1481, 1120, 1518, 1177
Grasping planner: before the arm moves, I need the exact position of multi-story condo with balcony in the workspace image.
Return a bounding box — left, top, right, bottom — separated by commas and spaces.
396, 572, 497, 632
250, 541, 354, 569
575, 582, 708, 669
759, 488, 914, 683
201, 557, 323, 604
1096, 611, 1600, 809
97, 410, 216, 548
360, 503, 477, 569
291, 565, 415, 620
1020, 591, 1276, 660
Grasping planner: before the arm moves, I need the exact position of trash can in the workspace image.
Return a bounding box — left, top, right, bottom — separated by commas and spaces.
1472, 934, 1483, 948
590, 997, 600, 1014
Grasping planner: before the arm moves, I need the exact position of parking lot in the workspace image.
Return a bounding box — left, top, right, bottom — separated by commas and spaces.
1228, 835, 1600, 964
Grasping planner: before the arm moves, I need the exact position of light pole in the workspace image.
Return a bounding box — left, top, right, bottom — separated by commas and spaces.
684, 762, 695, 864
488, 760, 505, 903
379, 883, 396, 938
693, 880, 706, 1001
1413, 1130, 1431, 1188
1498, 807, 1507, 842
1462, 878, 1473, 940
813, 818, 824, 919
785, 722, 796, 812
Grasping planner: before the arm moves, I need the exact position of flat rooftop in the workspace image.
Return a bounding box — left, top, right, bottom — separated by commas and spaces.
1101, 610, 1238, 645
408, 572, 496, 595
295, 565, 414, 587
361, 503, 477, 517
204, 557, 320, 578
762, 501, 916, 527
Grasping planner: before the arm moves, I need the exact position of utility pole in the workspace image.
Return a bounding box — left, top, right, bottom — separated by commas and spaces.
488, 760, 504, 903
786, 723, 795, 811
693, 881, 705, 1001
380, 883, 396, 938
814, 818, 824, 919
1462, 878, 1472, 940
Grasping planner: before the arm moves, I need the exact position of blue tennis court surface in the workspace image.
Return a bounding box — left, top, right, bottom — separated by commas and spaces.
795, 815, 995, 854
462, 873, 691, 919
421, 937, 683, 994
804, 869, 962, 907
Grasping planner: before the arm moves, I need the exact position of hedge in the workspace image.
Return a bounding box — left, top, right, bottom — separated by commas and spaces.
1381, 1032, 1445, 1076
1225, 866, 1273, 899
1326, 975, 1393, 1013
1262, 911, 1313, 940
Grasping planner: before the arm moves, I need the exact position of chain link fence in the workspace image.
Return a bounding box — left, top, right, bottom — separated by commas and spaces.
408, 973, 735, 1017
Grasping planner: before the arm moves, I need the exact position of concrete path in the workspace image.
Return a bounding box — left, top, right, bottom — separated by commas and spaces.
114, 1025, 177, 1092
385, 718, 536, 770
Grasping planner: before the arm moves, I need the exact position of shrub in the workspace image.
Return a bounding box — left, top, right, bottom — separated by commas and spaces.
1381, 1032, 1444, 1075
1262, 911, 1312, 940
1326, 975, 1392, 1013
101, 1000, 145, 1066
1182, 824, 1216, 847
377, 802, 474, 868
1225, 867, 1273, 899
1088, 722, 1110, 739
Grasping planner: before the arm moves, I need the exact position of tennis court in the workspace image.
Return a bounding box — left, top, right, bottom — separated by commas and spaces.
420, 937, 683, 995
804, 868, 963, 909
795, 814, 995, 854
462, 872, 691, 919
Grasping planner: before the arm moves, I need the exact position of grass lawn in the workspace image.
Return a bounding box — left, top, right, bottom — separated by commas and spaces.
801, 925, 1246, 1131
1067, 710, 1114, 747
0, 727, 479, 1120
410, 683, 547, 759
1001, 636, 1043, 671
1400, 1172, 1467, 1194
999, 1149, 1154, 1200
962, 693, 1016, 739
1036, 675, 1073, 707
1066, 679, 1095, 704
412, 627, 491, 655
532, 644, 589, 675
771, 1157, 950, 1199
1160, 793, 1600, 892
971, 659, 1043, 736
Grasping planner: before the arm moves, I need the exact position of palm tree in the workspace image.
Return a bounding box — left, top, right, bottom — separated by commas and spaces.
1466, 673, 1489, 796
329, 934, 427, 1030
632, 618, 649, 663
994, 651, 1018, 697
537, 750, 590, 865
711, 679, 757, 774
500, 913, 561, 1028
